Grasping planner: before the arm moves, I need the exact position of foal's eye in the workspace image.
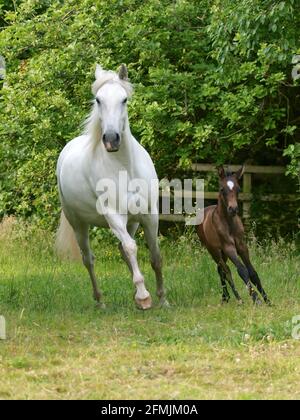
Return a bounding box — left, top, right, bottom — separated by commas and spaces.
122, 98, 128, 105
96, 98, 101, 105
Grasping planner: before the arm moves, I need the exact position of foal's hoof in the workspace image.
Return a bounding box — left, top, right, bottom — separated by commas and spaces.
253, 297, 263, 306
95, 301, 106, 310
250, 290, 262, 306
159, 298, 171, 309
136, 295, 152, 310
221, 298, 230, 305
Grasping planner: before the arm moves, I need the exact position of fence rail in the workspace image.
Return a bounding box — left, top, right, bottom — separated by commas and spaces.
159, 164, 298, 224
191, 163, 286, 174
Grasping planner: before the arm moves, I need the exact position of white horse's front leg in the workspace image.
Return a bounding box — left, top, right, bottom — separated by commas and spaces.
107, 215, 152, 310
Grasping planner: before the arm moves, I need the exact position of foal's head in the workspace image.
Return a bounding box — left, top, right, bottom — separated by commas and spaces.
217, 166, 245, 217
91, 64, 133, 153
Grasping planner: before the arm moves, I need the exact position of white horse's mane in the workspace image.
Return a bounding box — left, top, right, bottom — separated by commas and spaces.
91, 69, 133, 97
83, 67, 133, 142
83, 104, 101, 142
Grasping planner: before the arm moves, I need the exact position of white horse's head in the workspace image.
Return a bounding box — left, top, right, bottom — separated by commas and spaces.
91, 64, 133, 153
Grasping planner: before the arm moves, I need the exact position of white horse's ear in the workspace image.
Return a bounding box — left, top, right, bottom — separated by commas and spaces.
95, 64, 104, 80
118, 64, 128, 81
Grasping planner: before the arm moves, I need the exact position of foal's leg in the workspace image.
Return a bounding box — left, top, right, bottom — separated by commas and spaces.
74, 224, 103, 307
236, 240, 271, 305
142, 215, 168, 307
218, 258, 243, 303
223, 242, 261, 304
206, 246, 240, 304
107, 215, 152, 310
217, 265, 230, 303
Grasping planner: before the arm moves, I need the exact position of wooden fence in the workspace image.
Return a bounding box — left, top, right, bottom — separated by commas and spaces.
159, 164, 298, 224
0, 55, 6, 81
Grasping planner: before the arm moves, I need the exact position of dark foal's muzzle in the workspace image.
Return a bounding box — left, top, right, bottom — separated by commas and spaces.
228, 206, 239, 217
103, 131, 121, 152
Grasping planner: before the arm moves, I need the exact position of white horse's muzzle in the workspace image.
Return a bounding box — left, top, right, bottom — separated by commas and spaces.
103, 131, 121, 152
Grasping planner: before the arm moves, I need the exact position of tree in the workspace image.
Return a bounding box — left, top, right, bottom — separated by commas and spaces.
0, 0, 299, 228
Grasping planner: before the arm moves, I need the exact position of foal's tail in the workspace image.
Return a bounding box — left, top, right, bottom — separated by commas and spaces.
55, 211, 81, 261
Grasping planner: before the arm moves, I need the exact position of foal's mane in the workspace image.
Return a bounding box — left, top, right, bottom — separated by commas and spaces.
83, 68, 133, 142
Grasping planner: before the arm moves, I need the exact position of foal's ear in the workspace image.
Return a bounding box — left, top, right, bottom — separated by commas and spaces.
95, 64, 104, 80
118, 64, 128, 81
217, 165, 226, 179
235, 165, 245, 180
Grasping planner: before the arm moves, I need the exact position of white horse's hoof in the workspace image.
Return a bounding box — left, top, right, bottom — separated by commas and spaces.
135, 295, 152, 310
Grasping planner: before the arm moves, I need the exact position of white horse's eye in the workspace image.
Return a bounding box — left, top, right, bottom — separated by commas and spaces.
122, 98, 128, 105
96, 98, 101, 105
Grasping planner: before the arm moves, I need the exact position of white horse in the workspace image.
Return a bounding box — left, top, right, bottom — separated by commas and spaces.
56, 64, 167, 310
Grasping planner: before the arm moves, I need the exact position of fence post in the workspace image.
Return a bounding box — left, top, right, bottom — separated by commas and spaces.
0, 316, 6, 340
243, 172, 252, 227
0, 55, 6, 81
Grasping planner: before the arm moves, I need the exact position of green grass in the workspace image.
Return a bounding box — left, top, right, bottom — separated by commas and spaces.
0, 218, 300, 400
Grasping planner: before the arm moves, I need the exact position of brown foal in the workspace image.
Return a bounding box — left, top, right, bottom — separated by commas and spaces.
196, 165, 271, 305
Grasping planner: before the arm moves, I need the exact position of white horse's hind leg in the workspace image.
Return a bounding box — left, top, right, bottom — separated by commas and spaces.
142, 215, 168, 307
107, 216, 152, 310
74, 225, 103, 307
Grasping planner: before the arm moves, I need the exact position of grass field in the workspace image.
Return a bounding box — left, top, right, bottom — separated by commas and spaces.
0, 218, 300, 400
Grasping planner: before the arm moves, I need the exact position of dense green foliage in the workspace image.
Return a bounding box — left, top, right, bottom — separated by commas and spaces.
0, 0, 299, 229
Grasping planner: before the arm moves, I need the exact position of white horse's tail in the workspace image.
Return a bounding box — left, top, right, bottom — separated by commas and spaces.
55, 211, 81, 261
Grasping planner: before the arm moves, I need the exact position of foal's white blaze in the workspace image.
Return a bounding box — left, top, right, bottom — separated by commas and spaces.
227, 181, 234, 190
